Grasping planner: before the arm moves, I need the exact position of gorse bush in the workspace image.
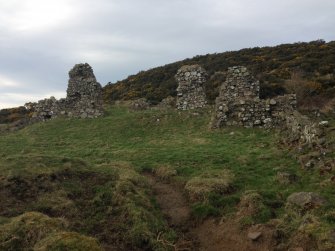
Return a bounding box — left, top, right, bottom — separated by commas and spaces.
104, 40, 335, 108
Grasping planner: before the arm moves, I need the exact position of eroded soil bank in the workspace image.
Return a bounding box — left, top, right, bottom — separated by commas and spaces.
146, 173, 277, 251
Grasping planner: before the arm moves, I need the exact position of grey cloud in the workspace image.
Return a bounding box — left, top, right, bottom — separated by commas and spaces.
0, 0, 335, 108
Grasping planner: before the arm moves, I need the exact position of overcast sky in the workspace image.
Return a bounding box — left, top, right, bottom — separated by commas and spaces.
0, 0, 334, 108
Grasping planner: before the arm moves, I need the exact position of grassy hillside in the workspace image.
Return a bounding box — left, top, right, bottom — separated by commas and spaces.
1, 105, 335, 250
103, 40, 335, 109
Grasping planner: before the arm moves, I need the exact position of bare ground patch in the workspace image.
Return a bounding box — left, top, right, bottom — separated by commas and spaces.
145, 174, 190, 228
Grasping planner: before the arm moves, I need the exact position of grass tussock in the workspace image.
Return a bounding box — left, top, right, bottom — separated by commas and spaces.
237, 191, 272, 228
0, 212, 66, 251
34, 232, 103, 251
155, 165, 177, 181
185, 170, 234, 202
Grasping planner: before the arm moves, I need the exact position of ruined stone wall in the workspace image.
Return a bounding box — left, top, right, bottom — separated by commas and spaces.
175, 65, 207, 110
26, 63, 103, 121
218, 66, 259, 102
66, 63, 103, 118
212, 66, 297, 128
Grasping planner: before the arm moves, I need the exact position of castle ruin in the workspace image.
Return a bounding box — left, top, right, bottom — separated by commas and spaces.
211, 66, 297, 128
25, 63, 104, 120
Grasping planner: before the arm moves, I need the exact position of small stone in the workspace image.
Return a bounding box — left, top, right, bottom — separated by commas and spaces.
269, 99, 277, 105
248, 231, 262, 241
319, 121, 329, 127
305, 160, 315, 169
254, 120, 261, 125
287, 192, 326, 209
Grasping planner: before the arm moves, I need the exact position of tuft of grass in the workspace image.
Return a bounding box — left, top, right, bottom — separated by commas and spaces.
34, 232, 103, 251
185, 169, 234, 202
191, 203, 220, 221
0, 212, 66, 251
155, 165, 177, 181
0, 217, 10, 226
32, 190, 76, 216
237, 191, 273, 226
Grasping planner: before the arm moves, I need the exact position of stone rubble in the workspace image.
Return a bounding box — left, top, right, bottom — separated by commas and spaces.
25, 63, 103, 121
175, 65, 207, 110
157, 96, 176, 109
129, 98, 150, 111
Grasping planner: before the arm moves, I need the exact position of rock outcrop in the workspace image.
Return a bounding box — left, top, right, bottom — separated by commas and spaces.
175, 65, 207, 110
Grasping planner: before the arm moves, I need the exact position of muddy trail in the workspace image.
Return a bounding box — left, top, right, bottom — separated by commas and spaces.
146, 174, 195, 250
146, 174, 276, 251
146, 175, 190, 228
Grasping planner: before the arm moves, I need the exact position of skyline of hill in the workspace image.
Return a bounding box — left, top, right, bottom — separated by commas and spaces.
103, 40, 335, 109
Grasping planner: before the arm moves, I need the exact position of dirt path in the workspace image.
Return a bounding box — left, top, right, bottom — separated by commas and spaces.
192, 219, 275, 251
146, 174, 275, 251
146, 174, 190, 228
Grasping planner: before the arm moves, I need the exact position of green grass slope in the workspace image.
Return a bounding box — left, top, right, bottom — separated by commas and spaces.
0, 106, 335, 250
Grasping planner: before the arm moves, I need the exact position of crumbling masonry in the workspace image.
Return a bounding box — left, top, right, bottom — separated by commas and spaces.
211, 66, 297, 128
25, 63, 104, 120
175, 65, 207, 110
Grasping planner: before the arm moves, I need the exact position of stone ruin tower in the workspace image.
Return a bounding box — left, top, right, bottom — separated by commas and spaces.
175, 65, 207, 110
25, 63, 104, 120
212, 66, 297, 128
65, 63, 103, 118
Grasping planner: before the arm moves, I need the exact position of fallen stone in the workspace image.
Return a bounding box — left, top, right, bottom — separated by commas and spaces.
269, 99, 277, 105
319, 121, 329, 127
287, 192, 326, 209
130, 98, 150, 111
248, 231, 262, 241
